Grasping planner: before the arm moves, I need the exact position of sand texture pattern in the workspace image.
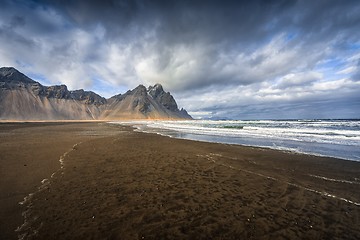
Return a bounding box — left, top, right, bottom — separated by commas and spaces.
1, 122, 360, 239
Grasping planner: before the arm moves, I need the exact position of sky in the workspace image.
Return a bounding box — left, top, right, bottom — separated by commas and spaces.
0, 0, 360, 120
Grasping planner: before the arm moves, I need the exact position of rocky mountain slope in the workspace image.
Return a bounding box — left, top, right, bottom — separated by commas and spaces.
0, 67, 192, 120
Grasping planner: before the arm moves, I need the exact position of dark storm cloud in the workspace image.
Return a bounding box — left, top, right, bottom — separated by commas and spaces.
40, 0, 360, 47
43, 0, 293, 39
0, 16, 36, 48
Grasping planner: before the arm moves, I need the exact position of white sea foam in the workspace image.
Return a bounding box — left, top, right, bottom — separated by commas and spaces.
144, 120, 360, 146
16, 142, 82, 239
18, 193, 34, 206
309, 174, 360, 185
112, 119, 360, 161
40, 179, 48, 185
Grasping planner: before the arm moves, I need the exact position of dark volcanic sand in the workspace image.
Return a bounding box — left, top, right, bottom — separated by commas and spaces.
1, 122, 360, 239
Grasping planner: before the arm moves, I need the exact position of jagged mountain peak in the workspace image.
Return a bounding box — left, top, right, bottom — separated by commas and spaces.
0, 66, 18, 74
148, 83, 164, 91
148, 83, 165, 99
0, 67, 192, 120
101, 83, 192, 119
147, 83, 178, 112
0, 67, 20, 75
132, 84, 147, 96
70, 89, 106, 105
0, 67, 36, 84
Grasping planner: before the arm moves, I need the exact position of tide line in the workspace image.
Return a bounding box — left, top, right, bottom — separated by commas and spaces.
198, 153, 360, 207
16, 142, 82, 240
309, 174, 360, 185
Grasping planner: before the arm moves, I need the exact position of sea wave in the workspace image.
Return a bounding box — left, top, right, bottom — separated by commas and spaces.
111, 119, 360, 161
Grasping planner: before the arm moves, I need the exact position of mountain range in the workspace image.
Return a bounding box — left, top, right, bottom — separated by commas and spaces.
0, 67, 192, 120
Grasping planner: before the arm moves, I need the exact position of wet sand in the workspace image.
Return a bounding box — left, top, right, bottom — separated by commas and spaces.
1, 122, 360, 239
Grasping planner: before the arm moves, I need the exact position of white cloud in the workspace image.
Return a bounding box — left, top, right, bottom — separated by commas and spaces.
276, 71, 322, 89
337, 66, 357, 75
312, 78, 360, 92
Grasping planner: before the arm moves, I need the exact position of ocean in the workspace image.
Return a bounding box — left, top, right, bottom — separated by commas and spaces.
114, 119, 360, 162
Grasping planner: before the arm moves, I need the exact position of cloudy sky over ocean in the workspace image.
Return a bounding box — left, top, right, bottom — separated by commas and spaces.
0, 0, 359, 119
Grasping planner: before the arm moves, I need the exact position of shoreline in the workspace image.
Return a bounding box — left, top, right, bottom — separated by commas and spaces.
136, 128, 360, 163
1, 122, 360, 239
128, 124, 360, 163
122, 119, 360, 162
2, 120, 358, 163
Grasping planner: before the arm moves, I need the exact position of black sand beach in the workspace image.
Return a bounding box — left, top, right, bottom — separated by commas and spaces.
1, 122, 359, 239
